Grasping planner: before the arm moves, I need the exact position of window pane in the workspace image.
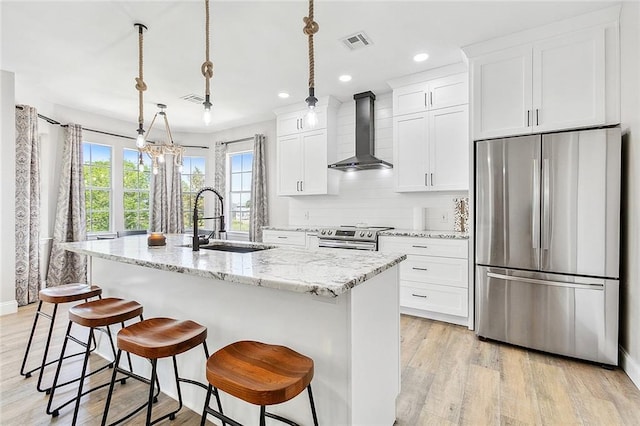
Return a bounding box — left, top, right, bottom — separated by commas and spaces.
242, 172, 252, 191
139, 211, 149, 230
92, 190, 110, 211
231, 155, 242, 172
91, 166, 111, 187
240, 193, 251, 209
123, 191, 138, 210
191, 157, 205, 173
123, 149, 138, 164
123, 170, 138, 189
242, 153, 253, 172
138, 172, 150, 190
230, 193, 241, 210
231, 174, 241, 191
91, 144, 111, 163
92, 212, 110, 232
124, 212, 137, 230
140, 192, 149, 209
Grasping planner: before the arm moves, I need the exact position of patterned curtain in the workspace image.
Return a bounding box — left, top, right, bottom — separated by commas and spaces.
150, 157, 183, 233
150, 162, 168, 232
15, 105, 41, 305
213, 142, 227, 233
47, 124, 87, 287
249, 134, 268, 242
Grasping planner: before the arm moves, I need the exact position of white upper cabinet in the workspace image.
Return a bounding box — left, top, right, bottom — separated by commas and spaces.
391, 68, 470, 193
393, 73, 468, 116
274, 97, 339, 196
467, 9, 620, 141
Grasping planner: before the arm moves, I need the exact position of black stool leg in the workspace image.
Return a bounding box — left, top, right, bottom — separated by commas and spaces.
46, 321, 73, 416
101, 349, 123, 426
36, 302, 59, 392
308, 385, 319, 426
20, 301, 45, 378
145, 359, 158, 425
260, 406, 266, 426
71, 327, 95, 425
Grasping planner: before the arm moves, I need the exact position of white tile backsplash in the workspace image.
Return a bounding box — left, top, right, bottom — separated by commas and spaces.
289, 91, 468, 230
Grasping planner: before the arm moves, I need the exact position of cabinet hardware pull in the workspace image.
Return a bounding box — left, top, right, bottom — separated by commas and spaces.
411, 293, 428, 298
424, 93, 428, 107
431, 173, 434, 186
424, 173, 428, 186
412, 267, 429, 271
430, 91, 433, 106
527, 110, 530, 126
277, 236, 288, 239
536, 109, 539, 126
412, 245, 429, 249
300, 181, 303, 192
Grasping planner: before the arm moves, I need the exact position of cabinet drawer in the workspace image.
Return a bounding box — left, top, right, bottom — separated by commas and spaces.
400, 283, 468, 317
262, 230, 306, 247
379, 236, 468, 258
401, 256, 468, 288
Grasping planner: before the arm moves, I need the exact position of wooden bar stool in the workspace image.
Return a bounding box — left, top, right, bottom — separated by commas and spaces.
101, 317, 210, 426
20, 283, 102, 393
201, 340, 319, 426
46, 297, 144, 425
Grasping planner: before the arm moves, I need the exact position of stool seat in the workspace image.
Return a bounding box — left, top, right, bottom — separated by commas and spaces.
69, 298, 143, 328
39, 283, 102, 304
117, 318, 208, 359
206, 340, 314, 406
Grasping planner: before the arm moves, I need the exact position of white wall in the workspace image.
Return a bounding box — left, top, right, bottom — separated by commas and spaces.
209, 118, 289, 227
619, 1, 640, 389
288, 92, 467, 229
0, 70, 17, 314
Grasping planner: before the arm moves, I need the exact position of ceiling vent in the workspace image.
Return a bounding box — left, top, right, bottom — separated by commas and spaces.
180, 93, 205, 104
340, 32, 372, 50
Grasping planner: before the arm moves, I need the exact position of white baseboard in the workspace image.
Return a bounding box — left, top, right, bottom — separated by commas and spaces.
0, 299, 18, 316
620, 345, 640, 391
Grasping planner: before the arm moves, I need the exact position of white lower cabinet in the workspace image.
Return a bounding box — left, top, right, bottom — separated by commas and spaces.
262, 229, 318, 250
379, 236, 469, 325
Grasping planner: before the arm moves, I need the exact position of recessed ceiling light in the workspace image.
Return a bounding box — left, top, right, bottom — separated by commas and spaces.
339, 74, 352, 82
413, 53, 429, 62
278, 92, 290, 99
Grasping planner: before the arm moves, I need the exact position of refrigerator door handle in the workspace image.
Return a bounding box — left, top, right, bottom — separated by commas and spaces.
542, 158, 550, 250
532, 159, 540, 249
486, 272, 603, 290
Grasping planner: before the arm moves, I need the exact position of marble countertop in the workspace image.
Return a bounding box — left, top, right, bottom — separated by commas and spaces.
378, 229, 469, 239
263, 225, 321, 233
63, 235, 405, 298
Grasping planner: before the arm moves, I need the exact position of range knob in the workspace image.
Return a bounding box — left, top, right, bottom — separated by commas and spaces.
360, 231, 365, 237
328, 230, 333, 235
367, 232, 373, 237
321, 230, 326, 235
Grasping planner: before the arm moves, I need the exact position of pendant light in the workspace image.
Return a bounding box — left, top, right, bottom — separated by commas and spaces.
303, 0, 319, 128
201, 0, 214, 125
134, 23, 147, 147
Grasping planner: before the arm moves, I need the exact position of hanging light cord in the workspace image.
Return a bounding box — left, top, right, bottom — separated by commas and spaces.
135, 24, 147, 130
201, 0, 214, 97
303, 0, 319, 90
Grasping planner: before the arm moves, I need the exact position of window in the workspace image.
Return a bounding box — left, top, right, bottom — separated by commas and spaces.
83, 142, 112, 232
181, 156, 207, 229
123, 149, 151, 230
228, 151, 253, 232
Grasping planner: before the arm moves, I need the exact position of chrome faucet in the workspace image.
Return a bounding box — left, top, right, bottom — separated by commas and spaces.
193, 187, 225, 251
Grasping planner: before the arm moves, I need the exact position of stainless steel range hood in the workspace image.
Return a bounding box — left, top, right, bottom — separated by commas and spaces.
328, 91, 392, 171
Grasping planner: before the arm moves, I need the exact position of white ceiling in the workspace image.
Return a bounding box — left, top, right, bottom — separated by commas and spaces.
1, 0, 614, 133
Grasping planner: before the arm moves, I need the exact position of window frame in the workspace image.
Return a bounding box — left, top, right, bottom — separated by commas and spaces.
122, 148, 151, 231
83, 141, 113, 234
227, 150, 254, 233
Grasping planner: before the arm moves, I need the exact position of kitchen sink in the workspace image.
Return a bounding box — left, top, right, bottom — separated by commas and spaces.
177, 242, 272, 253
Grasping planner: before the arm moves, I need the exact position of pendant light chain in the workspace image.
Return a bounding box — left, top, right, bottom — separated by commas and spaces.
303, 0, 319, 90
201, 0, 213, 100
135, 24, 147, 130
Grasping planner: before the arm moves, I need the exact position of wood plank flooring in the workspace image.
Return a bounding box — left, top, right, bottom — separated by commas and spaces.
2, 304, 640, 425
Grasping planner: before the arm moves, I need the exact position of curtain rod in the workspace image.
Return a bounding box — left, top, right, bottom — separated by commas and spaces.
14, 105, 209, 149
220, 136, 255, 145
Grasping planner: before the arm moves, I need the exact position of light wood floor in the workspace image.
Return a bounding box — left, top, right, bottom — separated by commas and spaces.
2, 304, 640, 425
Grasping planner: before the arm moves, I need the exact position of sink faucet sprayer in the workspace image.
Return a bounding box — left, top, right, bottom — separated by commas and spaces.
193, 187, 225, 251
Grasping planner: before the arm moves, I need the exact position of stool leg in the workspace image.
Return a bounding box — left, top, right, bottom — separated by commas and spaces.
20, 301, 44, 378
145, 359, 158, 426
308, 385, 319, 426
36, 303, 59, 392
71, 327, 95, 425
171, 355, 183, 420
260, 406, 266, 426
46, 321, 73, 417
200, 385, 212, 426
101, 349, 123, 426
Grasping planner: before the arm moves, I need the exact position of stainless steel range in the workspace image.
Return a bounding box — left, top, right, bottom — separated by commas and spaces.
317, 225, 393, 251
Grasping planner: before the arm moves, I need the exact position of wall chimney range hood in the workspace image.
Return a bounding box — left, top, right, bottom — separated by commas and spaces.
328, 91, 392, 171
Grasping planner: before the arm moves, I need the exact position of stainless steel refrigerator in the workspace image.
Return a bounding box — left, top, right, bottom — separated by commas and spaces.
475, 127, 621, 365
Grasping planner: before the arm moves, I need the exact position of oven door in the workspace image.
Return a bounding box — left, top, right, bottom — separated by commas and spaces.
317, 239, 377, 251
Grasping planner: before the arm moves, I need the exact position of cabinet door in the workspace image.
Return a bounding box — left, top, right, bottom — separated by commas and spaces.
277, 111, 302, 136
473, 45, 533, 140
393, 82, 428, 116
393, 112, 429, 192
533, 27, 605, 132
429, 73, 468, 110
429, 104, 469, 191
301, 129, 328, 194
276, 135, 303, 195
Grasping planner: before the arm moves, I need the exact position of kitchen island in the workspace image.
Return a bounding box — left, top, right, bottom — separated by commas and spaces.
63, 234, 405, 425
